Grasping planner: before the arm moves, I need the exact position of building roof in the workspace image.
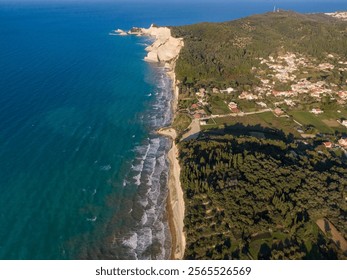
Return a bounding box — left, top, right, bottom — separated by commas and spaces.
323, 142, 333, 148
338, 138, 347, 147
274, 108, 284, 115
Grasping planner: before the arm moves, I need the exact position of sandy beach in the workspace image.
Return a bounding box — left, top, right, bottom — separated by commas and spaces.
159, 59, 186, 260
132, 25, 185, 259
157, 59, 186, 260
157, 127, 186, 259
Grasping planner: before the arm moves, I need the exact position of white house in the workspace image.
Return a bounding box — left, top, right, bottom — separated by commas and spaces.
310, 108, 323, 115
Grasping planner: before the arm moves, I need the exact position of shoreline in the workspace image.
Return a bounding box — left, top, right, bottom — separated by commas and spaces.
155, 50, 185, 260
141, 25, 185, 260
125, 25, 185, 259
157, 126, 185, 260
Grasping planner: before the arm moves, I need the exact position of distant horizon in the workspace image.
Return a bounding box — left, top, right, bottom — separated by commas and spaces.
1, 0, 346, 3
1, 0, 346, 13
0, 0, 346, 262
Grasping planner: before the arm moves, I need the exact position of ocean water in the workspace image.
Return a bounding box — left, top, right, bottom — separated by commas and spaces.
0, 0, 346, 260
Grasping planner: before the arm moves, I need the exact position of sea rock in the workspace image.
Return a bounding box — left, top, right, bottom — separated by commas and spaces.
115, 29, 127, 36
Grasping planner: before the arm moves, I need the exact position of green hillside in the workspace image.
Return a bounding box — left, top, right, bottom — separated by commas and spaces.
172, 11, 347, 90
172, 11, 347, 260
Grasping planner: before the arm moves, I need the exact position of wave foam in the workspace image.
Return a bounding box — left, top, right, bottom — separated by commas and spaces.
118, 66, 173, 259
122, 233, 138, 250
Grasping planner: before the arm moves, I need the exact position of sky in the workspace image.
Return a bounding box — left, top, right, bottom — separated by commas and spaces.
0, 0, 346, 2
0, 0, 346, 8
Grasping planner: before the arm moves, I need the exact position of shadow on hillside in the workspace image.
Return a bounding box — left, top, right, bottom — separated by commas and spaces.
201, 122, 295, 143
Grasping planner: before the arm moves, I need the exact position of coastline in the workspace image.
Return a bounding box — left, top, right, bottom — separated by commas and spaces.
125, 25, 185, 259
157, 58, 186, 258
154, 38, 186, 260
157, 126, 185, 260
141, 25, 185, 260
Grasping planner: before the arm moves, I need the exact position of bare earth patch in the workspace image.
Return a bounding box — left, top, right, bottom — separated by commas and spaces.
322, 119, 341, 127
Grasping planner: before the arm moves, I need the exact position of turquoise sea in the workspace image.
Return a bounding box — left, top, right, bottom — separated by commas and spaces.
0, 0, 346, 259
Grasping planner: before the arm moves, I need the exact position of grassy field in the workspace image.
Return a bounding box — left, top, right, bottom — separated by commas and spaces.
209, 98, 230, 115
201, 109, 347, 138
248, 222, 321, 259
290, 110, 347, 134
202, 111, 300, 136
172, 113, 191, 134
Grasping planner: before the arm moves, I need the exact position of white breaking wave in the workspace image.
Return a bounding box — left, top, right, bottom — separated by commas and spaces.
86, 216, 97, 222
122, 233, 138, 250
140, 212, 148, 225
100, 164, 111, 171
119, 66, 173, 259
131, 162, 144, 172
133, 174, 141, 186
136, 227, 153, 254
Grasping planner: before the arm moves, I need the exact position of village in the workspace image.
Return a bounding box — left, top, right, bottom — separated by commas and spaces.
176, 52, 347, 153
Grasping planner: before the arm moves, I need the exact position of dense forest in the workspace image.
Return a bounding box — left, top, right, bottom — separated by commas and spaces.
179, 128, 347, 259
171, 11, 347, 92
